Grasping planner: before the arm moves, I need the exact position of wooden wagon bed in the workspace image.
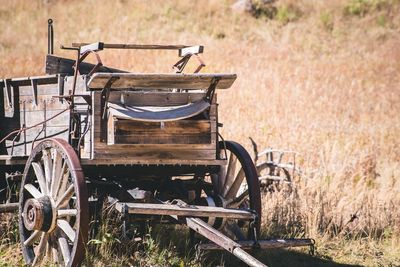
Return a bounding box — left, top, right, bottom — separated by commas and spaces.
1, 71, 236, 166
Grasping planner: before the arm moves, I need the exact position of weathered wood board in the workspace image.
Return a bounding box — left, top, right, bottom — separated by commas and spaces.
1, 74, 222, 165
45, 55, 128, 76
87, 73, 236, 90
91, 90, 218, 163
0, 75, 92, 158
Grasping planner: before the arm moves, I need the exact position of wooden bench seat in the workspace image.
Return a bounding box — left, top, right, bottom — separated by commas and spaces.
87, 73, 237, 90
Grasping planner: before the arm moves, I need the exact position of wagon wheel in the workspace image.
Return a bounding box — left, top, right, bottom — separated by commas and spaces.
19, 138, 89, 267
257, 158, 296, 195
208, 141, 261, 239
256, 162, 292, 192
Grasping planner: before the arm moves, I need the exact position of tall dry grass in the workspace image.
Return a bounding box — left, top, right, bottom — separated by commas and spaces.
1, 0, 400, 264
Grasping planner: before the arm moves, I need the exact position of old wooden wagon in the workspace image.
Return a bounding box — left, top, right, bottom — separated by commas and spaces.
0, 20, 313, 267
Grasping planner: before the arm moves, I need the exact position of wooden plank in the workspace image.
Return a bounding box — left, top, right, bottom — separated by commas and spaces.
92, 147, 216, 160
107, 115, 115, 145
0, 75, 59, 87
114, 134, 211, 145
45, 55, 127, 76
198, 239, 314, 251
87, 73, 237, 90
0, 156, 27, 166
72, 43, 193, 50
179, 46, 204, 57
18, 97, 70, 110
64, 75, 89, 95
0, 203, 19, 213
19, 110, 70, 127
80, 42, 104, 55
210, 132, 217, 145
80, 158, 226, 166
185, 218, 266, 267
114, 120, 211, 135
18, 84, 60, 96
93, 143, 215, 150
115, 202, 254, 220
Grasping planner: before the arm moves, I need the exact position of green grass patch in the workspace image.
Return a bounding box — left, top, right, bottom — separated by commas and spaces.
344, 0, 398, 16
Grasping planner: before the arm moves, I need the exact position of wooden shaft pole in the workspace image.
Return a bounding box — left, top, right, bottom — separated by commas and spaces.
0, 203, 19, 213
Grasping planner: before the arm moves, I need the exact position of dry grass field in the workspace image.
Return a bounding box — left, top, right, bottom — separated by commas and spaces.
1, 0, 400, 266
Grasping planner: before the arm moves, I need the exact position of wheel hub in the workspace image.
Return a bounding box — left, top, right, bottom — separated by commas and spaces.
23, 196, 53, 232
197, 195, 227, 229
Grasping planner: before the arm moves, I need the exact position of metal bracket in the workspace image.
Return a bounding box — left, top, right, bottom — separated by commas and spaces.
47, 19, 54, 55
173, 52, 206, 74
100, 76, 119, 142
57, 75, 64, 102
101, 76, 119, 119
205, 77, 220, 104
30, 79, 38, 106
173, 54, 192, 73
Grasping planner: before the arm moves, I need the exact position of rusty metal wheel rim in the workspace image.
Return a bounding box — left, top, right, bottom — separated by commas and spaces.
19, 138, 88, 267
209, 141, 261, 239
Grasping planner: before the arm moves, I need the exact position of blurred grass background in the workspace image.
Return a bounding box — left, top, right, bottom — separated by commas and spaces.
1, 0, 400, 266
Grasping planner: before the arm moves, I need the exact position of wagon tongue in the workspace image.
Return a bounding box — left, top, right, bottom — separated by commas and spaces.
115, 200, 266, 267
115, 200, 314, 267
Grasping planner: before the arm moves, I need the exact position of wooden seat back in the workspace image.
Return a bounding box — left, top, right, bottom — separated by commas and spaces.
87, 73, 236, 90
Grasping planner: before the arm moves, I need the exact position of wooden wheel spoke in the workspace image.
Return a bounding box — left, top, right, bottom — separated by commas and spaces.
228, 188, 249, 208
218, 157, 228, 195
32, 162, 48, 195
222, 154, 238, 197
45, 237, 52, 264
57, 209, 78, 218
24, 184, 43, 199
50, 150, 63, 198
58, 236, 71, 266
55, 165, 70, 201
225, 168, 245, 200
51, 246, 60, 264
56, 184, 75, 208
23, 230, 41, 246
32, 232, 48, 266
42, 149, 52, 192
57, 219, 76, 243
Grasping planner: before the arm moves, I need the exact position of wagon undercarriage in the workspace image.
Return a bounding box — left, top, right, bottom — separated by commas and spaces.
0, 20, 314, 267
